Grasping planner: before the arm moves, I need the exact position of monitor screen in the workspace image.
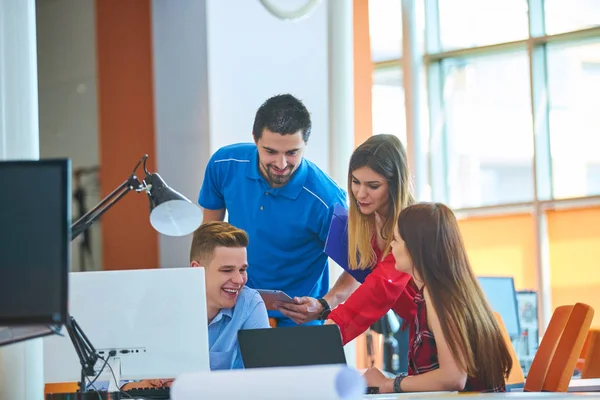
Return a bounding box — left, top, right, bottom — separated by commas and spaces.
477, 276, 521, 338
0, 159, 70, 326
44, 267, 210, 384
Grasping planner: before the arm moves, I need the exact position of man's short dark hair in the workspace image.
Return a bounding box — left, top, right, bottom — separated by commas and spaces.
252, 94, 311, 142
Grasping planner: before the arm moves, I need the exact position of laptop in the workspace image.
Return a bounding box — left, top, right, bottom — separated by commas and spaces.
238, 324, 347, 368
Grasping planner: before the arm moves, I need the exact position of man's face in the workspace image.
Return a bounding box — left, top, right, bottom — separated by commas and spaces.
255, 128, 306, 188
191, 246, 248, 312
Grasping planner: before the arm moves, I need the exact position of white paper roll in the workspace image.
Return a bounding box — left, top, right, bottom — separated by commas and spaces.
171, 364, 366, 400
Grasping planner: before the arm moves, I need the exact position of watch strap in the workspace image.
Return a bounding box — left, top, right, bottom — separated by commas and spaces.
393, 373, 408, 393
317, 298, 331, 320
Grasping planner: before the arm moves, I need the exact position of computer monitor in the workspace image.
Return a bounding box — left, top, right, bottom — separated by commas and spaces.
43, 267, 210, 385
477, 276, 521, 339
516, 290, 539, 362
0, 159, 70, 346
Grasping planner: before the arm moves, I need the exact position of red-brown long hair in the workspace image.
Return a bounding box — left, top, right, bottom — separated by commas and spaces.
398, 203, 512, 389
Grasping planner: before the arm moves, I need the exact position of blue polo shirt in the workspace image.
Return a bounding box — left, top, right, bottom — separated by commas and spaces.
199, 143, 347, 322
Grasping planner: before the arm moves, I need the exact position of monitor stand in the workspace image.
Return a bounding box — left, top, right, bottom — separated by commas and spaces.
107, 357, 122, 393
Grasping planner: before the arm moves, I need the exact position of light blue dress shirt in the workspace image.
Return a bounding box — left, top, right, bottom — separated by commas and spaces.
208, 285, 270, 370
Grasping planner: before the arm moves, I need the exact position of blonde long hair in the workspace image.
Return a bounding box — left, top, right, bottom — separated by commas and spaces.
348, 134, 414, 270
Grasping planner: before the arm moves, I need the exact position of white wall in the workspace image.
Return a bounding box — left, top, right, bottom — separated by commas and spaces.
36, 0, 102, 272
152, 0, 212, 268
153, 0, 331, 267
206, 0, 330, 170
35, 0, 332, 270
33, 0, 356, 366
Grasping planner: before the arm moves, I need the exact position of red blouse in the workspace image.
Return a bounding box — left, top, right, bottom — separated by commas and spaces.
328, 243, 416, 345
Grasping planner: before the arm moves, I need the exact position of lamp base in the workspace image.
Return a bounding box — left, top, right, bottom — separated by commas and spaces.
45, 391, 121, 400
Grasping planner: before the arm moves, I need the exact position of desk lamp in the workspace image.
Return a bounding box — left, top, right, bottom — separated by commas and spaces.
71, 154, 202, 240
53, 154, 203, 399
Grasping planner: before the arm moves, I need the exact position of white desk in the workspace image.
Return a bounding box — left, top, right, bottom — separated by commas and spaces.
510, 378, 600, 393
364, 393, 600, 399
364, 392, 455, 399
567, 378, 600, 392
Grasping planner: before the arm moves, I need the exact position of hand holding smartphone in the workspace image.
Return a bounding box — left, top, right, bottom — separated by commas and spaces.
256, 289, 294, 310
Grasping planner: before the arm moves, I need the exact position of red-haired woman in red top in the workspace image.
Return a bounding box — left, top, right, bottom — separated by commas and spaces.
363, 203, 512, 393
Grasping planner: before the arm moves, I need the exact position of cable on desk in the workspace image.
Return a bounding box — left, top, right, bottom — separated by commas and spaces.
102, 357, 153, 400
85, 355, 110, 392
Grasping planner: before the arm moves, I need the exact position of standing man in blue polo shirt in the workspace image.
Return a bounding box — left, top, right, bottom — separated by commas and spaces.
198, 94, 352, 327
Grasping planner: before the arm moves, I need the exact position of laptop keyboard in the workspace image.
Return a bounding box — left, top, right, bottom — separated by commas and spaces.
121, 387, 170, 399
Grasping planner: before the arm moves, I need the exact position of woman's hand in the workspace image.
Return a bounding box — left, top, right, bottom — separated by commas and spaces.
363, 368, 394, 393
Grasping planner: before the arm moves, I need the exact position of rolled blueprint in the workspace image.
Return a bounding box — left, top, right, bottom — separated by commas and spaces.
171, 364, 366, 400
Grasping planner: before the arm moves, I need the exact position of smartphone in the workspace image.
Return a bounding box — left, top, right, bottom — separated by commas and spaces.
256, 289, 295, 310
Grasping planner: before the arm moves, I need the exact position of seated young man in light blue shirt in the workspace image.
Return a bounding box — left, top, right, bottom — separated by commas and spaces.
190, 221, 271, 370
96, 222, 269, 392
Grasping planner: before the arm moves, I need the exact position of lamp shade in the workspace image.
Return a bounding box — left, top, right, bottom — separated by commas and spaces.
145, 173, 203, 236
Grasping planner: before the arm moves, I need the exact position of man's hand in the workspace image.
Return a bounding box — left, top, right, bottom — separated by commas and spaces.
274, 296, 323, 324
150, 379, 174, 388
121, 379, 174, 390
363, 368, 394, 393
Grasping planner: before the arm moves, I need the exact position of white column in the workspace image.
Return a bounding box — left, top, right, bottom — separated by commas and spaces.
401, 0, 427, 201
328, 0, 354, 188
0, 0, 40, 159
528, 0, 553, 332
327, 0, 355, 368
0, 1, 44, 400
151, 0, 211, 268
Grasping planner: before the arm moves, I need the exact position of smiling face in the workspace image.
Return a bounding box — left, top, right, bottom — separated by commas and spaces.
351, 166, 390, 217
255, 128, 305, 188
191, 246, 248, 317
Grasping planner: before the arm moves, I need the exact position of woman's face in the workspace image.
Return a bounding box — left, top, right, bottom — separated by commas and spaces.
391, 225, 413, 274
351, 166, 389, 216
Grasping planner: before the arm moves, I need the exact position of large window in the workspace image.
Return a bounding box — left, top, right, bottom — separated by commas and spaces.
372, 67, 406, 143
437, 0, 529, 51
369, 0, 402, 62
458, 213, 536, 289
369, 0, 600, 331
441, 52, 534, 208
544, 0, 600, 35
547, 207, 600, 324
547, 40, 600, 198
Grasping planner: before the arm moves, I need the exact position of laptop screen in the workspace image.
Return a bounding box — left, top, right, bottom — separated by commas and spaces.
238, 325, 347, 369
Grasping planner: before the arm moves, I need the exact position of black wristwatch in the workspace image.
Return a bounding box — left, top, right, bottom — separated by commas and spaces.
317, 298, 331, 320
393, 373, 408, 393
